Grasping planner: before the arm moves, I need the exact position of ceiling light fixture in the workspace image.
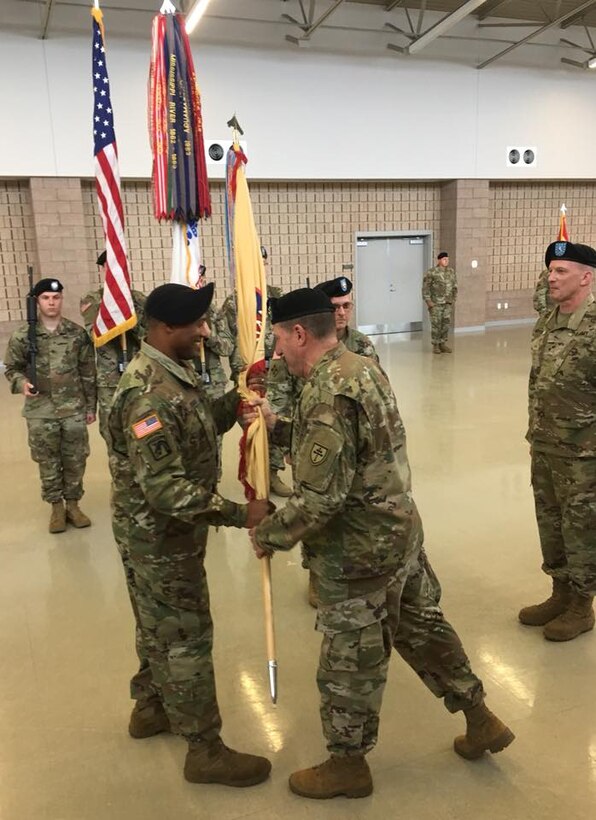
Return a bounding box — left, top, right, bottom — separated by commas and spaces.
185, 0, 212, 35
588, 56, 596, 68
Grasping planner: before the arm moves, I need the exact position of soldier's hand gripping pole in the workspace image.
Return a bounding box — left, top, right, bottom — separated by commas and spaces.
26, 265, 38, 393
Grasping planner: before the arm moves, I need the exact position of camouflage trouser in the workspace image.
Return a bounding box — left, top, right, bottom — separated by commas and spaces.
126, 532, 222, 742
531, 449, 596, 596
26, 414, 89, 503
429, 304, 452, 345
97, 386, 117, 443
316, 549, 484, 757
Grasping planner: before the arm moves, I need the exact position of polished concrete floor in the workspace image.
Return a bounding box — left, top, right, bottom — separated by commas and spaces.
1, 326, 595, 820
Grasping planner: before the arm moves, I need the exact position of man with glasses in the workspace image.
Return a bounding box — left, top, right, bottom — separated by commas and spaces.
314, 277, 379, 362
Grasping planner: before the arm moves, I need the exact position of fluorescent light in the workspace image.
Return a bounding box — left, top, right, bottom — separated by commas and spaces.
185, 0, 212, 34
589, 56, 596, 69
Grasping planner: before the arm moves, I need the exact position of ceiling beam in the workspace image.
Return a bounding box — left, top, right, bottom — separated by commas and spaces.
560, 7, 595, 28
476, 0, 511, 21
385, 1, 406, 11
407, 0, 487, 55
301, 0, 346, 39
40, 0, 55, 40
477, 0, 596, 68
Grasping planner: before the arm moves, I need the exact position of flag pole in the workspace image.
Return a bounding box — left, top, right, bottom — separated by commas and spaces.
261, 556, 277, 703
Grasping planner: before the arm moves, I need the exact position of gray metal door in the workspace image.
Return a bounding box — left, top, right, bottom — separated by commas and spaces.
355, 234, 427, 334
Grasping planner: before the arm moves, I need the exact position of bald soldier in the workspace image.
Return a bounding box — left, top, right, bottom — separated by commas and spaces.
423, 251, 458, 354
108, 283, 272, 788
248, 287, 513, 799
4, 278, 96, 533
519, 241, 596, 641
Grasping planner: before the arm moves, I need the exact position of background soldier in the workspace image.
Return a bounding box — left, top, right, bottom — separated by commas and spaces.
108, 282, 272, 788
519, 240, 596, 641
219, 245, 291, 497
423, 251, 458, 354
533, 268, 555, 315
314, 276, 379, 361
79, 251, 146, 442
4, 278, 97, 532
249, 288, 513, 800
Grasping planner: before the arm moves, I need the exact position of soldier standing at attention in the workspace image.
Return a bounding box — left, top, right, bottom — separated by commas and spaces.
519, 241, 596, 641
533, 268, 555, 315
219, 245, 291, 497
108, 282, 272, 788
314, 276, 379, 361
79, 251, 146, 443
4, 278, 97, 533
248, 288, 514, 800
423, 251, 458, 354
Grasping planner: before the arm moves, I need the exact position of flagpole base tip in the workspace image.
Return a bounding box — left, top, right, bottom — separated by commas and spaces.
268, 660, 278, 704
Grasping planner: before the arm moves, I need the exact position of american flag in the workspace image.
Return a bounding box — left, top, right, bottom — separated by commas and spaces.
91, 7, 136, 346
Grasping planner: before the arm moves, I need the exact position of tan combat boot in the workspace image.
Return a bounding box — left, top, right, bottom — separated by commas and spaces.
454, 702, 515, 760
49, 500, 66, 534
65, 500, 91, 528
270, 471, 292, 497
543, 593, 595, 642
518, 578, 572, 626
184, 737, 271, 787
128, 699, 171, 739
308, 570, 319, 609
432, 345, 441, 354
440, 343, 452, 353
289, 755, 373, 799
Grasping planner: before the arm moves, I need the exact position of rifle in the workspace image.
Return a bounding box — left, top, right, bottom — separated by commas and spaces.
26, 265, 38, 393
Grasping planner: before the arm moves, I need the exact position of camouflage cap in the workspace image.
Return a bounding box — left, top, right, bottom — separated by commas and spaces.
270, 287, 334, 324
314, 276, 353, 298
145, 282, 214, 326
545, 241, 596, 268
32, 278, 63, 297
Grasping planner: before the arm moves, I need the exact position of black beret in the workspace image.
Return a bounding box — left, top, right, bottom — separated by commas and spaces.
32, 278, 63, 297
260, 246, 268, 260
545, 241, 596, 269
437, 252, 449, 260
145, 283, 214, 326
314, 276, 353, 298
97, 251, 107, 266
270, 287, 334, 324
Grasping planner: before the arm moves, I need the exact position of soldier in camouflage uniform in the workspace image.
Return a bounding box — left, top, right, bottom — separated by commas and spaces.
219, 245, 291, 497
108, 282, 272, 788
423, 251, 458, 354
315, 276, 380, 362
533, 268, 555, 315
249, 288, 513, 799
519, 241, 596, 642
4, 278, 97, 533
80, 252, 146, 443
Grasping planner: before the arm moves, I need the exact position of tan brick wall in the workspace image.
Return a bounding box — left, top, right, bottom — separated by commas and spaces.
488, 181, 596, 321
0, 180, 37, 325
82, 180, 442, 305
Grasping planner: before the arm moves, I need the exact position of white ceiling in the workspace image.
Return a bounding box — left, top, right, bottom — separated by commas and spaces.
3, 0, 596, 70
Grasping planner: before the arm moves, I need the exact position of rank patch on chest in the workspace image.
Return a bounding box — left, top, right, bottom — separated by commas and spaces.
132, 414, 163, 439
310, 442, 329, 466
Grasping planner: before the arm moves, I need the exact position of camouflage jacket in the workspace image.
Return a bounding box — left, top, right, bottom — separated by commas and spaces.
108, 342, 249, 559
341, 326, 380, 363
192, 304, 234, 398
422, 266, 458, 305
533, 270, 555, 316
527, 293, 596, 457
219, 286, 283, 380
80, 289, 147, 387
255, 342, 423, 586
4, 318, 97, 419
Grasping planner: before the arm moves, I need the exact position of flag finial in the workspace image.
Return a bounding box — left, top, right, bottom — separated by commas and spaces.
560, 203, 567, 215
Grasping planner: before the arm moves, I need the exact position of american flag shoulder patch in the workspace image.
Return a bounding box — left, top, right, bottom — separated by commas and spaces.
132, 414, 163, 440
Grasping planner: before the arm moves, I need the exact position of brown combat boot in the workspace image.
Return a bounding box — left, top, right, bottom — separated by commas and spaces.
440, 343, 452, 353
65, 500, 91, 528
454, 702, 515, 760
543, 593, 595, 642
49, 500, 66, 534
128, 699, 171, 739
518, 578, 572, 626
184, 737, 271, 787
308, 571, 319, 609
289, 755, 373, 799
432, 345, 441, 354
270, 472, 292, 498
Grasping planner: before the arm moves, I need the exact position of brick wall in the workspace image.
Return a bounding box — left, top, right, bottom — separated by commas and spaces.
0, 181, 36, 326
